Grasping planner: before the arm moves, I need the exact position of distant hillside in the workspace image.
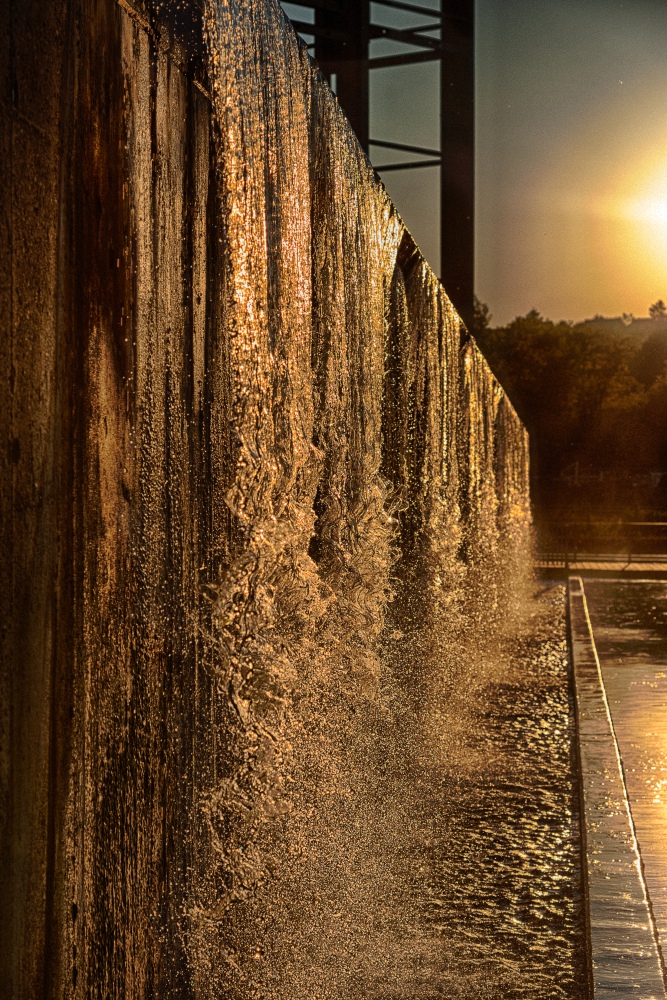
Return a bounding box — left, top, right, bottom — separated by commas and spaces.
577, 315, 667, 340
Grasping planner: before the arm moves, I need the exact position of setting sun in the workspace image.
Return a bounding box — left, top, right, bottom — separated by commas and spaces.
623, 166, 667, 262
477, 0, 667, 324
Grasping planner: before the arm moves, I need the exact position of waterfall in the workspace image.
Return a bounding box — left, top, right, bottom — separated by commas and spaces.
179, 0, 536, 994
2, 0, 569, 994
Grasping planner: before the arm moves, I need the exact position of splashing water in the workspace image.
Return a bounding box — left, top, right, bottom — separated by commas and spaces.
179, 1, 581, 996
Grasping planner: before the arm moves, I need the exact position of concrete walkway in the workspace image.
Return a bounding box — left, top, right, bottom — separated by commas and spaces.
569, 577, 667, 998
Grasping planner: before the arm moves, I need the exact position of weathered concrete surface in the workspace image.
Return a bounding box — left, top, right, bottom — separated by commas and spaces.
1, 2, 223, 996
568, 577, 666, 998
1, 1, 71, 996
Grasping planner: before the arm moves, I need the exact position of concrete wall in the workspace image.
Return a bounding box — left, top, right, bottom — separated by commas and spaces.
1, 2, 225, 995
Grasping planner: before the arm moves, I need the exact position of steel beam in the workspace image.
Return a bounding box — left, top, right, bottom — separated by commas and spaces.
373, 0, 443, 18
374, 159, 441, 171
315, 0, 370, 150
285, 0, 475, 328
370, 138, 442, 157
368, 48, 443, 69
369, 23, 442, 48
440, 0, 474, 330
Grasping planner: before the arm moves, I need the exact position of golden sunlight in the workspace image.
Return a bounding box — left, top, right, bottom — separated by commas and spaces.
619, 162, 667, 263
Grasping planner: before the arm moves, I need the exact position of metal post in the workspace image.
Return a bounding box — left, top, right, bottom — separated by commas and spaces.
440, 0, 474, 332
315, 0, 370, 152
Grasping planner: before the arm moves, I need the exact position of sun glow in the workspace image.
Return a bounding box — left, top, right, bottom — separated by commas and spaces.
627, 194, 667, 227
508, 126, 667, 322
623, 161, 667, 231
618, 170, 667, 288
595, 156, 667, 301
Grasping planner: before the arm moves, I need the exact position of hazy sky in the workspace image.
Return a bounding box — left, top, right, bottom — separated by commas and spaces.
284, 1, 667, 326
476, 0, 667, 325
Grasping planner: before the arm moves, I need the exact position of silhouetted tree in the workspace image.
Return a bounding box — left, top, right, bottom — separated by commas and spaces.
631, 328, 667, 387
473, 295, 491, 334
475, 308, 667, 524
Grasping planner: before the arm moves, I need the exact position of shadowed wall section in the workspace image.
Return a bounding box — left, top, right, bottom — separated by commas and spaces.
0, 1, 530, 997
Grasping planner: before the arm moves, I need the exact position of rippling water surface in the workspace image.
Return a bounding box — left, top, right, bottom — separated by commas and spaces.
585, 579, 667, 664
193, 574, 585, 999
413, 585, 586, 999
583, 579, 667, 968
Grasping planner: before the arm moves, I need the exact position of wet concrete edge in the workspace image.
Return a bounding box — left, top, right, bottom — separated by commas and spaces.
567, 582, 595, 1000
568, 576, 666, 998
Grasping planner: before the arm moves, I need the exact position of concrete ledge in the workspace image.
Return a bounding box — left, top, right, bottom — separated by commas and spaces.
540, 563, 667, 581
568, 577, 666, 998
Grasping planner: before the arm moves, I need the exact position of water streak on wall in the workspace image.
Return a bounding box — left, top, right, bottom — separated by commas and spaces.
0, 0, 531, 996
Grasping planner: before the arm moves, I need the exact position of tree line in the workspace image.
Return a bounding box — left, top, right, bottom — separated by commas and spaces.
474, 299, 667, 533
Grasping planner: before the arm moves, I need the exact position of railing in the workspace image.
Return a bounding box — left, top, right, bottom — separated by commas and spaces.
538, 551, 667, 564
536, 550, 667, 578
536, 521, 667, 560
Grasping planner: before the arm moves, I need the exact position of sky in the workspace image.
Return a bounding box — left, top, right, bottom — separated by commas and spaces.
475, 0, 667, 326
283, 1, 667, 327
367, 2, 440, 275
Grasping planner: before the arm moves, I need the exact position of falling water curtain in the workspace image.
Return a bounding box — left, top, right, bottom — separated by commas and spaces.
0, 0, 531, 996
